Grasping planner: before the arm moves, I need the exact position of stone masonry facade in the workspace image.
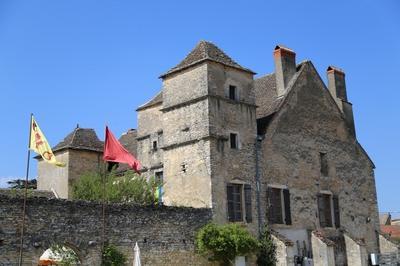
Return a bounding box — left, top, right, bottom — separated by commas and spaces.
31, 41, 385, 265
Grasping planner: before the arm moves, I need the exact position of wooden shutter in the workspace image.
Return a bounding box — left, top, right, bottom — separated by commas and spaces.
283, 189, 292, 225
227, 184, 234, 222
244, 184, 252, 223
268, 187, 283, 224
317, 194, 326, 227
318, 194, 333, 227
333, 195, 340, 228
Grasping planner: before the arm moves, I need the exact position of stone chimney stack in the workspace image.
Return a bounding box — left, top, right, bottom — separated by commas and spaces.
326, 66, 356, 136
274, 45, 296, 97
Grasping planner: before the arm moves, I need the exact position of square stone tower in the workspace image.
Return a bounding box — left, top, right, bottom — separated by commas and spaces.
36, 126, 104, 199
157, 41, 258, 229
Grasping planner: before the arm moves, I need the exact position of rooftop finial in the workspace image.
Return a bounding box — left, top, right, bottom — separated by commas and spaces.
76, 123, 80, 129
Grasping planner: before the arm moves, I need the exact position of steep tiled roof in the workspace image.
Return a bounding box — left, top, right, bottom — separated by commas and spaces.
136, 91, 163, 111
381, 225, 400, 240
119, 129, 138, 156
115, 129, 138, 173
254, 61, 308, 120
52, 127, 103, 153
160, 41, 255, 78
254, 73, 280, 118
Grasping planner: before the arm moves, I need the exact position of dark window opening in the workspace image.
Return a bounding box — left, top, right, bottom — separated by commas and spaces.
230, 133, 238, 149
227, 184, 243, 222
181, 163, 187, 173
152, 141, 158, 151
229, 85, 237, 100
320, 152, 328, 176
318, 193, 333, 227
267, 187, 291, 225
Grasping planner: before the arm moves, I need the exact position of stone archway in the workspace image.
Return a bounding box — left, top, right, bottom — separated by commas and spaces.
38, 244, 81, 265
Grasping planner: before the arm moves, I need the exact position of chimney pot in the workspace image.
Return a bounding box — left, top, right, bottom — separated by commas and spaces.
274, 45, 296, 97
326, 66, 355, 136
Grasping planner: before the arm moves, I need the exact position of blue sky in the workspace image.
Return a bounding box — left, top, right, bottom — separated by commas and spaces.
0, 1, 399, 216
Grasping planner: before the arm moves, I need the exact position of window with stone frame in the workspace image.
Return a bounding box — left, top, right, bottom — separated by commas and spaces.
317, 193, 340, 228
229, 85, 238, 101
227, 183, 252, 223
267, 187, 292, 225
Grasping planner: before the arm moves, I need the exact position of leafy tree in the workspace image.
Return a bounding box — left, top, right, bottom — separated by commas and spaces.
7, 178, 37, 189
196, 223, 259, 266
256, 225, 277, 266
72, 170, 161, 204
102, 244, 126, 266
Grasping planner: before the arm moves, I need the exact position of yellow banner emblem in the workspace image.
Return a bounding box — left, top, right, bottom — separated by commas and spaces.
29, 116, 65, 167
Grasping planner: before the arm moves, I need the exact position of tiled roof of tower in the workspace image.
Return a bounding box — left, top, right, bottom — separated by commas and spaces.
160, 41, 255, 78
116, 129, 138, 172
136, 91, 163, 111
52, 127, 104, 153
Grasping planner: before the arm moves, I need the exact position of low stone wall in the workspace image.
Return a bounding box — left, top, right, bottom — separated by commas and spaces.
0, 193, 213, 265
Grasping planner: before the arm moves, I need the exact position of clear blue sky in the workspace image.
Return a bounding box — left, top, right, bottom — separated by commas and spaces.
0, 1, 399, 217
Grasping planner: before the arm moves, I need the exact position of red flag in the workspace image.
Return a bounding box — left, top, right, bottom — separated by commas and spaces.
103, 126, 141, 173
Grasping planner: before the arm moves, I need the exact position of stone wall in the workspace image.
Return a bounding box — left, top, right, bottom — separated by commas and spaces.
67, 150, 103, 196
311, 232, 335, 266
259, 62, 380, 257
0, 194, 213, 265
344, 234, 368, 266
379, 234, 400, 254
37, 150, 70, 198
137, 103, 164, 174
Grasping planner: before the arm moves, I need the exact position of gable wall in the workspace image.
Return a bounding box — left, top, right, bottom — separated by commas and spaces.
259, 64, 379, 255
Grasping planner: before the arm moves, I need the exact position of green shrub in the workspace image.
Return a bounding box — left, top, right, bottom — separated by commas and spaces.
102, 244, 126, 266
49, 244, 80, 266
196, 223, 259, 266
256, 225, 276, 266
72, 170, 161, 204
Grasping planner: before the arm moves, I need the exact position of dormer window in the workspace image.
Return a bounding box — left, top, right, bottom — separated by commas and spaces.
229, 85, 237, 101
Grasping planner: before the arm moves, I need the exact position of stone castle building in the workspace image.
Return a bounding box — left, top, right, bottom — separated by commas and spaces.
36, 41, 384, 265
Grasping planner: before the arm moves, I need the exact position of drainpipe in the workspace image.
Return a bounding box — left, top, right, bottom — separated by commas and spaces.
255, 135, 264, 236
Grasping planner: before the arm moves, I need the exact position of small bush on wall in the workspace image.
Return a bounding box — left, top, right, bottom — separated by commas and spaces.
102, 244, 127, 266
195, 223, 259, 266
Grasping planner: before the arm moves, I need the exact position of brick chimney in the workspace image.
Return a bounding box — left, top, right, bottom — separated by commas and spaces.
274, 45, 296, 97
327, 66, 356, 136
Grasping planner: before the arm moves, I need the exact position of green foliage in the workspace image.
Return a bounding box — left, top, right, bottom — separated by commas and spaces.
196, 223, 259, 266
72, 170, 161, 204
256, 225, 277, 266
49, 244, 80, 266
7, 178, 37, 189
102, 244, 127, 266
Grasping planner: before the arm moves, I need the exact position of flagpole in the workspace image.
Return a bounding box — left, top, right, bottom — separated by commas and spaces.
18, 113, 33, 266
102, 162, 106, 251
102, 125, 108, 253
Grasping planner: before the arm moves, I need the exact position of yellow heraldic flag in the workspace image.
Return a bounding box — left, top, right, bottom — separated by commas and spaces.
29, 116, 66, 167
